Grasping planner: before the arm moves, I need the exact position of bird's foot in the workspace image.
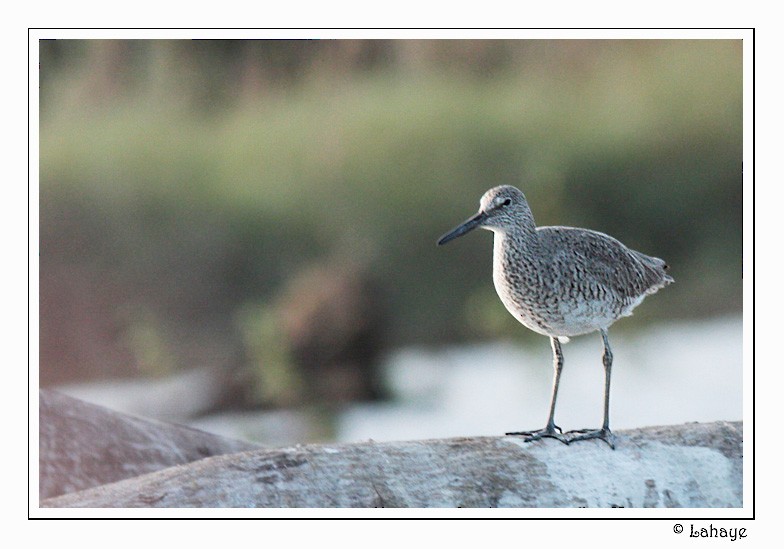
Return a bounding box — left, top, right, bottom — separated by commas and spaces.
566, 427, 616, 449
506, 425, 570, 445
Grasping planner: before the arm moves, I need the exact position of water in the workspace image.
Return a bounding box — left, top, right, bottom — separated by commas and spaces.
52, 316, 743, 447
337, 315, 742, 443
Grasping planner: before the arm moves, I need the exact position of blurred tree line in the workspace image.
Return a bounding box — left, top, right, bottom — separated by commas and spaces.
38, 39, 742, 406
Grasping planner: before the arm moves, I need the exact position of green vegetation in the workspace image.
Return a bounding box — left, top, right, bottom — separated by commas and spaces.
39, 39, 742, 386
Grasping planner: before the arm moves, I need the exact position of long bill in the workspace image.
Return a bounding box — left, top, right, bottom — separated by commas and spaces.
437, 211, 487, 245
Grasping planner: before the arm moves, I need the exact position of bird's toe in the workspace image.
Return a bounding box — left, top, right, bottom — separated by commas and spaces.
567, 427, 616, 449
506, 426, 569, 445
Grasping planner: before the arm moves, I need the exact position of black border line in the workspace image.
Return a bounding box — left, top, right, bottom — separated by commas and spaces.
29, 28, 754, 520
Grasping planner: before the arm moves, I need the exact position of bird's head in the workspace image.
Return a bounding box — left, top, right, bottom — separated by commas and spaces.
437, 185, 528, 245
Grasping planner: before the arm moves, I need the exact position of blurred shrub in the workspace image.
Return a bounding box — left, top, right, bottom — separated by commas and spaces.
236, 259, 387, 408
237, 303, 303, 406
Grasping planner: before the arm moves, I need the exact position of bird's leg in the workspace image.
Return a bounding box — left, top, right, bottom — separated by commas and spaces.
506, 336, 570, 445
567, 328, 616, 449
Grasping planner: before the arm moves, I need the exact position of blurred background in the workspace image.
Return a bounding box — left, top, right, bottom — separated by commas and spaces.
38, 38, 743, 445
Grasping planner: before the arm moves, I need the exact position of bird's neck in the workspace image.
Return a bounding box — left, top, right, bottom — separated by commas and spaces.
492, 224, 539, 272
491, 205, 539, 267
493, 217, 538, 250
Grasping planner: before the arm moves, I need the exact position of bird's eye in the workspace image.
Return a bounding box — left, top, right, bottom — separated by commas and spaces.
501, 198, 511, 207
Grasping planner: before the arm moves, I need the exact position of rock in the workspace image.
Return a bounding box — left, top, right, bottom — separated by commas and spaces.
39, 389, 259, 499
41, 420, 742, 508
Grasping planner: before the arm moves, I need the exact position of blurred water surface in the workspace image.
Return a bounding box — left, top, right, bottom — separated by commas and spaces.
338, 316, 742, 442
56, 316, 741, 446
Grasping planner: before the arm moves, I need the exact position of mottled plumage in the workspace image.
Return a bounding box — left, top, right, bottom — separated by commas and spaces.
438, 185, 672, 448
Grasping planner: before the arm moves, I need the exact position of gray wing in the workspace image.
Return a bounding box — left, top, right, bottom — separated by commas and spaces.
538, 226, 672, 299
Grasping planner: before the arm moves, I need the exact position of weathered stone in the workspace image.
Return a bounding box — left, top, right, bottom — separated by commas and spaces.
39, 389, 259, 499
41, 418, 742, 508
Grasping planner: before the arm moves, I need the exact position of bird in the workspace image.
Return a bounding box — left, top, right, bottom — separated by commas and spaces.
437, 185, 673, 449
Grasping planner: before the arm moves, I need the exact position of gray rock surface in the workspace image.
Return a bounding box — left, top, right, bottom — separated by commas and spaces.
42, 418, 741, 508
39, 389, 259, 499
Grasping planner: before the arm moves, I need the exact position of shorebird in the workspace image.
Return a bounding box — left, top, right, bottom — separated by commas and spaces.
437, 185, 672, 448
